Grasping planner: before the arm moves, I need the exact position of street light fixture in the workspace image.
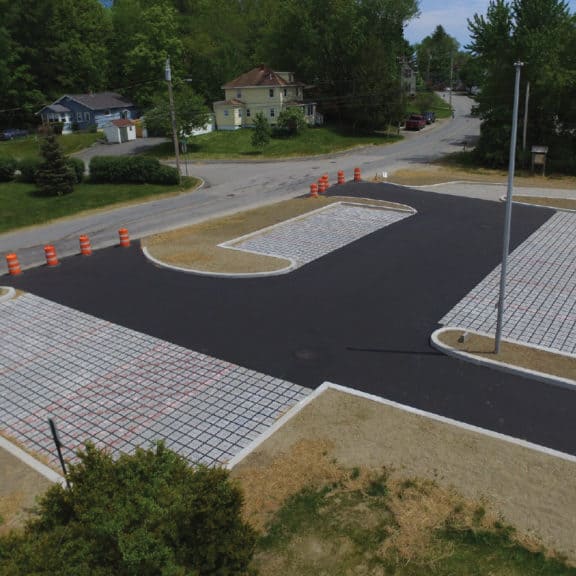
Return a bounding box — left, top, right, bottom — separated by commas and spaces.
494, 61, 524, 354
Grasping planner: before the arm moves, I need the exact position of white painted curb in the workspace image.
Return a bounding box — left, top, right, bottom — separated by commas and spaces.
431, 326, 576, 390
228, 381, 576, 469
498, 194, 576, 213
0, 286, 16, 303
0, 435, 65, 486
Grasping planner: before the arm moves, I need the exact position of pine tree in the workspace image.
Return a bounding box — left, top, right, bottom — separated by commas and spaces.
251, 112, 271, 149
35, 135, 75, 196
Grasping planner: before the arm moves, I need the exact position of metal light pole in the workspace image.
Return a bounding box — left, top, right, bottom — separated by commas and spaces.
495, 61, 524, 354
165, 58, 181, 184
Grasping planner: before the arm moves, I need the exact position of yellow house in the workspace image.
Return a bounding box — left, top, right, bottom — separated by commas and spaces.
213, 65, 318, 130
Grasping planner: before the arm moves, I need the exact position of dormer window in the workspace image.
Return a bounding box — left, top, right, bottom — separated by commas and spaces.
269, 89, 274, 97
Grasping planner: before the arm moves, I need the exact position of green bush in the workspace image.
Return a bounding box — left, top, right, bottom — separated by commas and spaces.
276, 107, 307, 136
0, 442, 256, 575
18, 157, 41, 183
90, 155, 179, 185
66, 157, 85, 184
0, 156, 17, 182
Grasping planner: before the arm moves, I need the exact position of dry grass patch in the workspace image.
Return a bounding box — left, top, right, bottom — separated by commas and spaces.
439, 329, 576, 381
513, 195, 576, 210
143, 196, 409, 274
387, 165, 576, 189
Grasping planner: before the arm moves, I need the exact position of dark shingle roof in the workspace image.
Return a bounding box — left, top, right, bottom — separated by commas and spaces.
223, 66, 304, 89
64, 92, 134, 110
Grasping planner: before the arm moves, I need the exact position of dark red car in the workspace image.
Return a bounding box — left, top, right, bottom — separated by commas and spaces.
405, 114, 426, 131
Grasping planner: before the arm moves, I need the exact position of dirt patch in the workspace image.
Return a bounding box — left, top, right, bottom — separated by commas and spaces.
0, 447, 53, 535
438, 329, 576, 382
143, 196, 410, 274
514, 195, 576, 210
386, 165, 576, 189
232, 387, 576, 563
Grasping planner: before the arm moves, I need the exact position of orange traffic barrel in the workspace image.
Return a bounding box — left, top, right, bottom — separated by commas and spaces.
322, 173, 329, 185
6, 253, 22, 275
44, 245, 59, 267
118, 228, 130, 247
318, 180, 326, 194
337, 170, 345, 184
354, 167, 361, 182
79, 234, 92, 256
310, 183, 318, 198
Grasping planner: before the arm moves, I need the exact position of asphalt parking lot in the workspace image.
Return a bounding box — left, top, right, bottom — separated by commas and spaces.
5, 182, 576, 455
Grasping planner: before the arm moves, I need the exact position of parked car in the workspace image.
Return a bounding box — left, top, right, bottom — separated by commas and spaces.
423, 111, 436, 124
0, 128, 29, 141
405, 114, 426, 131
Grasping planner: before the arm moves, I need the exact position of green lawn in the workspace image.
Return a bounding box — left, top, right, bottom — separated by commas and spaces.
0, 178, 198, 234
0, 132, 102, 161
145, 126, 402, 160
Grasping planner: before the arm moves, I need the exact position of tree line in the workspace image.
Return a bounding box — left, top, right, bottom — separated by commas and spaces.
0, 0, 418, 131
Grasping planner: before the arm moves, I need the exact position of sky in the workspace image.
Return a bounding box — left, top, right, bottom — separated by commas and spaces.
404, 0, 576, 49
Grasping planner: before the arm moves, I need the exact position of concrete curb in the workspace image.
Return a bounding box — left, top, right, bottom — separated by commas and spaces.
430, 326, 576, 390
227, 381, 576, 470
0, 434, 65, 486
142, 200, 415, 278
498, 194, 576, 213
0, 286, 15, 303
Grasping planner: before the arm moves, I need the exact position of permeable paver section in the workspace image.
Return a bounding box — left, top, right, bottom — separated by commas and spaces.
441, 211, 576, 355
225, 202, 413, 269
0, 294, 309, 467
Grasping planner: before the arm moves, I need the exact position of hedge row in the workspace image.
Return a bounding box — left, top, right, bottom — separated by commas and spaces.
89, 156, 179, 185
0, 156, 85, 184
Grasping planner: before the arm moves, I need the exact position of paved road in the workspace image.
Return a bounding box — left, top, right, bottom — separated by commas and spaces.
0, 94, 478, 275
6, 183, 576, 456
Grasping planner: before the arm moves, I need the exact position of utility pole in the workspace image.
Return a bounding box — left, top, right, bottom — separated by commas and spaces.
495, 61, 524, 354
165, 58, 181, 184
522, 81, 530, 152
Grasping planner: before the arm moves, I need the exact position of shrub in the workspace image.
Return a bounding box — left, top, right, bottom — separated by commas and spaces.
66, 157, 85, 184
18, 157, 42, 183
0, 442, 256, 575
276, 107, 307, 136
0, 156, 17, 182
90, 155, 179, 185
251, 112, 271, 149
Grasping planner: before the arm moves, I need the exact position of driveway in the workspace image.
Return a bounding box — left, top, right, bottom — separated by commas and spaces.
71, 136, 168, 165
5, 183, 576, 456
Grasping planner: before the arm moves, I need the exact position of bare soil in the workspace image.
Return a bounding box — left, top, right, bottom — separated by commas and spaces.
232, 387, 576, 564
143, 196, 410, 273
387, 165, 576, 189
513, 195, 576, 210
439, 330, 576, 382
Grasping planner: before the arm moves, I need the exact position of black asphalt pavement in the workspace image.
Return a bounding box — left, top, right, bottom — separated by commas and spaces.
6, 183, 576, 455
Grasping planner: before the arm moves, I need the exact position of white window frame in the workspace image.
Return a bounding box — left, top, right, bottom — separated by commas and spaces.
283, 88, 287, 97
84, 112, 90, 122
246, 109, 251, 117
270, 108, 275, 118
224, 109, 229, 117
269, 88, 274, 98
77, 112, 83, 121
236, 90, 242, 99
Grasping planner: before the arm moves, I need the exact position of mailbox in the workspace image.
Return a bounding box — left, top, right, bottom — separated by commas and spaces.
531, 145, 548, 175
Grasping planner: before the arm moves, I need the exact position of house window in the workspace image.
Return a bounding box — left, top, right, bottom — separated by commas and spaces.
297, 88, 302, 98
76, 112, 82, 121
84, 112, 90, 121
283, 88, 287, 97
307, 104, 314, 116
104, 109, 111, 115
246, 109, 251, 117
238, 109, 242, 117
269, 88, 274, 97
270, 108, 275, 118
224, 110, 229, 117
236, 90, 242, 99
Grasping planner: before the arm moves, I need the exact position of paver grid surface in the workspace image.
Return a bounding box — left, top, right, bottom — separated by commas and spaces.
441, 212, 576, 355
227, 203, 413, 268
0, 294, 309, 467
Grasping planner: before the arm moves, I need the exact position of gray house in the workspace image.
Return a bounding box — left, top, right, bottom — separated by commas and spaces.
38, 92, 138, 134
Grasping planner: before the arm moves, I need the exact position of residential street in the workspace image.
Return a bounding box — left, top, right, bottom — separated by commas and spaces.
0, 94, 478, 274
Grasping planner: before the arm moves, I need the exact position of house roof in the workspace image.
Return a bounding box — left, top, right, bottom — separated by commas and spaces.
213, 99, 245, 107
40, 103, 71, 114
110, 119, 135, 127
223, 66, 305, 89
58, 92, 135, 111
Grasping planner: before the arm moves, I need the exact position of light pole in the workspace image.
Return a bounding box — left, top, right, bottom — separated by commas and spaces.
165, 57, 181, 184
495, 61, 524, 354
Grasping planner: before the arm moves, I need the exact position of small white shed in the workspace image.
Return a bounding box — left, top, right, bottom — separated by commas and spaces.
103, 119, 137, 144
